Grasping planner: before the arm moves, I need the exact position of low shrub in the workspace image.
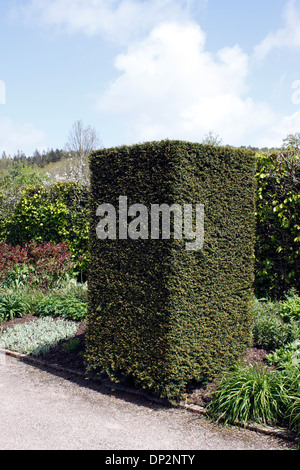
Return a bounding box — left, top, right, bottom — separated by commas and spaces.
0, 239, 75, 290
34, 294, 87, 320
278, 290, 300, 323
266, 340, 300, 368
251, 297, 300, 351
252, 312, 299, 351
57, 278, 88, 303
0, 317, 78, 356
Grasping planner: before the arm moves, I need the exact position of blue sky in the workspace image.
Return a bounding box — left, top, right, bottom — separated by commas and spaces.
0, 0, 300, 156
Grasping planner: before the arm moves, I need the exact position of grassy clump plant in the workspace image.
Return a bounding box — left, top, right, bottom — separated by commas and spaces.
207, 363, 300, 436
207, 363, 282, 427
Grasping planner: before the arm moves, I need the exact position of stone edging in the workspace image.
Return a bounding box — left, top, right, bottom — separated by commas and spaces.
1, 348, 299, 445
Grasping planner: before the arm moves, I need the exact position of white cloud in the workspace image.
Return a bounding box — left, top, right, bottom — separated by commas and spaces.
0, 118, 47, 156
262, 110, 300, 148
13, 0, 300, 149
97, 21, 279, 147
254, 0, 300, 61
16, 0, 199, 44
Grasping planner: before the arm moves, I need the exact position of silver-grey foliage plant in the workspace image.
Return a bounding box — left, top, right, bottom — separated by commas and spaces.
0, 317, 78, 356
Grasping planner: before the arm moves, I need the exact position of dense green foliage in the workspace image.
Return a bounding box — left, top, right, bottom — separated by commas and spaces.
0, 163, 48, 233
86, 140, 256, 400
266, 340, 300, 369
255, 151, 300, 299
1, 141, 299, 297
2, 181, 90, 278
278, 290, 300, 322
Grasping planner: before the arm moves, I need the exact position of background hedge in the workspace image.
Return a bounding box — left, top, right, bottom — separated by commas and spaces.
3, 181, 90, 278
86, 140, 256, 400
254, 152, 300, 299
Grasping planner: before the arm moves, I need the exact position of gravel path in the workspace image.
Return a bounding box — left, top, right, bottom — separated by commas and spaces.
0, 356, 293, 451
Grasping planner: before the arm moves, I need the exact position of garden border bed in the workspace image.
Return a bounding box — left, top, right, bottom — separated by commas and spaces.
0, 314, 298, 445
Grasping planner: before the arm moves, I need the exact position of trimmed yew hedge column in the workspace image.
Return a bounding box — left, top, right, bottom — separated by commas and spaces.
86, 140, 256, 400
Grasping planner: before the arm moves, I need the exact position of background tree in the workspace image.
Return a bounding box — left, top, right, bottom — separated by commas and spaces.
65, 120, 102, 185
201, 130, 223, 146
282, 133, 300, 152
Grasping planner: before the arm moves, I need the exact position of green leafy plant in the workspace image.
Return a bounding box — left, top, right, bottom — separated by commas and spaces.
0, 317, 78, 356
14, 287, 46, 315
278, 290, 300, 323
266, 340, 300, 368
251, 296, 300, 351
0, 292, 30, 322
34, 294, 87, 320
252, 311, 299, 351
58, 277, 88, 303
62, 337, 80, 353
